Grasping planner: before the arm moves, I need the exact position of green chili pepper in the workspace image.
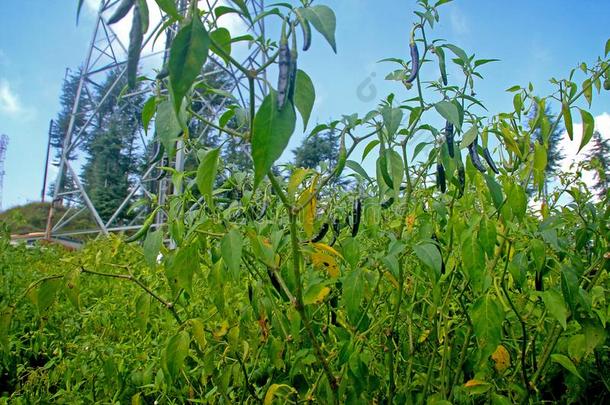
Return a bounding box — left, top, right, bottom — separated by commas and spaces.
127, 2, 143, 89
125, 207, 159, 243
334, 133, 347, 178
107, 0, 135, 25
287, 28, 299, 103
483, 147, 499, 174
294, 8, 312, 51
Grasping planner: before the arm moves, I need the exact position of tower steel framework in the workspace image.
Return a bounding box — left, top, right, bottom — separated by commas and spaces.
0, 134, 8, 211
45, 0, 267, 239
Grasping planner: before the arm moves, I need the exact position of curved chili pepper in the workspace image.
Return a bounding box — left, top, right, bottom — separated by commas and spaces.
483, 147, 500, 174
436, 163, 446, 193
445, 121, 455, 158
381, 197, 395, 209
405, 41, 420, 84
468, 137, 487, 173
107, 0, 135, 25
294, 8, 312, 51
127, 2, 143, 89
309, 222, 329, 243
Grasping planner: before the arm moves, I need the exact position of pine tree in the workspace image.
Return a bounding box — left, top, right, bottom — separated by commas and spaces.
527, 105, 565, 195
293, 130, 339, 170
585, 131, 610, 198
80, 69, 143, 222
48, 68, 90, 201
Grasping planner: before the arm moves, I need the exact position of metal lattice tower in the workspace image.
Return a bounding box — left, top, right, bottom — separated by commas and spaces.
45, 0, 267, 239
0, 134, 8, 211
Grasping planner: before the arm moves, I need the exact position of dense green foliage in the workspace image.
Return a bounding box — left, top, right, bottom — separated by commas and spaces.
0, 202, 94, 235
2, 0, 610, 404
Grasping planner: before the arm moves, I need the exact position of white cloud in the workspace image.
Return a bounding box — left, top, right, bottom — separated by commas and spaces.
449, 6, 469, 36
0, 79, 23, 116
558, 112, 610, 186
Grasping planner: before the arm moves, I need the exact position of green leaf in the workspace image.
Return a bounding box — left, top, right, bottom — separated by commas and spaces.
471, 295, 504, 359
484, 174, 504, 210
461, 236, 486, 292
444, 43, 468, 62
0, 309, 12, 350
551, 354, 584, 381
582, 79, 593, 107
435, 101, 460, 129
583, 321, 607, 356
460, 126, 478, 149
299, 5, 337, 53
413, 242, 442, 281
156, 100, 182, 158
209, 27, 232, 64
343, 267, 364, 324
135, 293, 151, 331
169, 14, 210, 113
362, 139, 380, 161
345, 160, 372, 183
578, 108, 594, 152
251, 91, 297, 188
196, 148, 221, 209
542, 290, 568, 330
478, 218, 497, 258
154, 0, 182, 20
294, 69, 315, 130
606, 38, 610, 57
381, 106, 403, 137
35, 279, 61, 314
76, 0, 85, 24
221, 229, 243, 278
141, 96, 157, 134
166, 244, 199, 295
63, 268, 81, 310
143, 228, 163, 268
164, 331, 190, 378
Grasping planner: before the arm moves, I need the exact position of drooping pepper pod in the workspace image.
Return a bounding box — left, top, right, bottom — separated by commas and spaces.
107, 0, 135, 25
482, 147, 500, 174
444, 121, 455, 158
287, 28, 299, 105
404, 26, 420, 84
276, 23, 291, 110
351, 198, 362, 237
127, 1, 143, 89
468, 136, 487, 173
457, 165, 465, 198
309, 222, 329, 243
294, 8, 312, 51
436, 163, 446, 193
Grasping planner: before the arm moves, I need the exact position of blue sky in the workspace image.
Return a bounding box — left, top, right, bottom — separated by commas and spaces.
0, 0, 609, 210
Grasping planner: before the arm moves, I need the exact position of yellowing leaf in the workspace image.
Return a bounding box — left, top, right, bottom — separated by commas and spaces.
464, 379, 486, 388
213, 320, 229, 339
287, 167, 311, 197
264, 383, 296, 405
312, 242, 343, 259
303, 284, 330, 305
311, 251, 339, 278
491, 345, 510, 372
